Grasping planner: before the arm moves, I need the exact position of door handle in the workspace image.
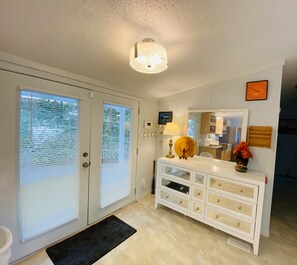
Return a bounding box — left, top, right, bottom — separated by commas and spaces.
82, 162, 90, 168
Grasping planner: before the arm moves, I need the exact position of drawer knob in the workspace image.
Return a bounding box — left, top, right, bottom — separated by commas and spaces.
197, 192, 201, 196
216, 214, 220, 219
179, 200, 183, 204
238, 206, 242, 210
165, 195, 169, 199
237, 222, 241, 227
196, 207, 200, 211
240, 189, 243, 193
218, 183, 222, 187
217, 199, 221, 203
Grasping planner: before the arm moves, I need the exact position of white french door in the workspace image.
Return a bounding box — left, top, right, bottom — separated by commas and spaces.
0, 70, 91, 261
18, 89, 91, 242
88, 92, 138, 223
0, 69, 138, 262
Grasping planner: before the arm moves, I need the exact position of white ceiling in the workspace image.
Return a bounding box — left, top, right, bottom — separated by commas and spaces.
0, 0, 297, 100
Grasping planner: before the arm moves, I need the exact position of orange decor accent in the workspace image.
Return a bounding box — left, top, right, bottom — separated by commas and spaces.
246, 80, 268, 101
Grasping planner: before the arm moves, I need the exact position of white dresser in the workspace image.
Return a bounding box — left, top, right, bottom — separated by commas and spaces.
155, 156, 266, 255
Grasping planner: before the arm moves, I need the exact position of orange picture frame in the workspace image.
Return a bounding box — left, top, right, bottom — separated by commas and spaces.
246, 80, 268, 101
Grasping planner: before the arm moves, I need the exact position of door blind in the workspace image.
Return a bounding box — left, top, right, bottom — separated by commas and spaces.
19, 90, 80, 241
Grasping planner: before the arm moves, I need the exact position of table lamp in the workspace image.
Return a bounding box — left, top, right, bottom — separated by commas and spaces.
163, 122, 180, 158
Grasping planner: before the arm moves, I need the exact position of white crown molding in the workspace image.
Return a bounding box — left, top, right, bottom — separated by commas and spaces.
159, 59, 285, 102
0, 52, 158, 102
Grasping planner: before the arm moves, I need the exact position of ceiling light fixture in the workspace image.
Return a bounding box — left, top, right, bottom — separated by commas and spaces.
130, 38, 168, 74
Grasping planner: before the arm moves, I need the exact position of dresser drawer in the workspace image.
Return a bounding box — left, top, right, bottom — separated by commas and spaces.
206, 207, 254, 238
191, 202, 204, 219
161, 164, 191, 181
208, 175, 258, 202
192, 187, 205, 202
207, 191, 256, 220
193, 171, 206, 187
160, 190, 189, 210
161, 177, 190, 195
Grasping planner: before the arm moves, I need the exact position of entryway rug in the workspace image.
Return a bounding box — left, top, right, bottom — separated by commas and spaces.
46, 215, 137, 265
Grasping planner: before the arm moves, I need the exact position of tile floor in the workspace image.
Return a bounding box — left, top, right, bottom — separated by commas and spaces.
14, 175, 297, 265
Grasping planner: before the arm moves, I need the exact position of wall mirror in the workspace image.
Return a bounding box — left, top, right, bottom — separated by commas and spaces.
187, 109, 249, 162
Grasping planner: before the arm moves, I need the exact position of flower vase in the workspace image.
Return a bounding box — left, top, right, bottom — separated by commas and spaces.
235, 155, 249, 172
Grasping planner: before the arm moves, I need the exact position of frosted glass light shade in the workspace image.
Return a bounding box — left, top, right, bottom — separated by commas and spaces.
163, 122, 180, 136
130, 38, 168, 74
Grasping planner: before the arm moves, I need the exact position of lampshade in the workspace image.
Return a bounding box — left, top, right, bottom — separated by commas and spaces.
130, 38, 168, 74
163, 122, 180, 136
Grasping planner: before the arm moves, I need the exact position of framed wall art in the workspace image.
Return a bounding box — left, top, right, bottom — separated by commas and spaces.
246, 80, 268, 101
158, 111, 173, 125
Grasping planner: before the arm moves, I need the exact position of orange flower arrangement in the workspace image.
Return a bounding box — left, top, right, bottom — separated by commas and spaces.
233, 141, 253, 159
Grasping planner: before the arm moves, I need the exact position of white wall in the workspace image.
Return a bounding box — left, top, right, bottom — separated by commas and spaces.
136, 99, 158, 198
157, 65, 283, 236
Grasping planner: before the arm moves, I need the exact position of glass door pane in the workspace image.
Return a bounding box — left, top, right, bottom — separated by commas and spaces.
100, 104, 132, 208
88, 92, 138, 224
19, 90, 81, 241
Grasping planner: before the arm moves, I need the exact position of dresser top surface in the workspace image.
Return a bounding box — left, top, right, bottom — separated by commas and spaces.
158, 156, 266, 185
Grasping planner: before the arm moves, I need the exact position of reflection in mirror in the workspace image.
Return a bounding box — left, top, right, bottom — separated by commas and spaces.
187, 109, 249, 162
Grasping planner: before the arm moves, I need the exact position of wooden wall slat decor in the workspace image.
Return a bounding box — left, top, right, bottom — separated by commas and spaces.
247, 126, 273, 148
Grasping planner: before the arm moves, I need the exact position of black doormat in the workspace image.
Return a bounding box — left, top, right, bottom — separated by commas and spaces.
46, 215, 137, 265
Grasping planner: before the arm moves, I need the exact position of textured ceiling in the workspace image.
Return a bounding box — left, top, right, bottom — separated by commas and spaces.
0, 0, 296, 100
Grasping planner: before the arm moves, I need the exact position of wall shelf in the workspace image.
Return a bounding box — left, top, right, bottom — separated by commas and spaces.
247, 126, 272, 148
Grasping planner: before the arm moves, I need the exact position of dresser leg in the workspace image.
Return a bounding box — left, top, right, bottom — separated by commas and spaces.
253, 243, 259, 256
